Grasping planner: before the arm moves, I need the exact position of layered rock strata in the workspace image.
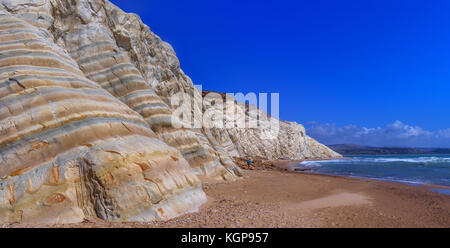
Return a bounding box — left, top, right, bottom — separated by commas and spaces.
0, 14, 205, 223
50, 1, 240, 180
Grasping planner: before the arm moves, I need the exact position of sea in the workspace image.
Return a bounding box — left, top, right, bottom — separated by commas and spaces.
300, 155, 450, 195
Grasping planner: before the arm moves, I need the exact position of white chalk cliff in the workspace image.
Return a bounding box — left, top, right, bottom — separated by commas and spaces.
0, 0, 341, 224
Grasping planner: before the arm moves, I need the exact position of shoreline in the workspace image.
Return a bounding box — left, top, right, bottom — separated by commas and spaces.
286, 157, 450, 193
297, 171, 450, 195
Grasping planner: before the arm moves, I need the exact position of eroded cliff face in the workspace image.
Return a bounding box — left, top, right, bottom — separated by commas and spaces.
201, 92, 341, 160
0, 0, 340, 224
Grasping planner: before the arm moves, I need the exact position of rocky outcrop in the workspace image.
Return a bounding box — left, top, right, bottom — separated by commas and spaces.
49, 0, 240, 181
0, 8, 205, 224
202, 92, 342, 160
0, 0, 340, 224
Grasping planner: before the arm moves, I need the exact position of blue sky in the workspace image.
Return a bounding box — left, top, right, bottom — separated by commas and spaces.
110, 0, 450, 147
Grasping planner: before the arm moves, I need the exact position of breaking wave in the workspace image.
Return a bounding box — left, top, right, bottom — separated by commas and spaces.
301, 156, 450, 166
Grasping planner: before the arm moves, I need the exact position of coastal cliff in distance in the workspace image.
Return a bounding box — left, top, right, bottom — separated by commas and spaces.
202, 91, 341, 160
0, 0, 341, 224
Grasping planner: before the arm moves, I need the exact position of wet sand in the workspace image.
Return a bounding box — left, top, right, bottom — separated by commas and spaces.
4, 167, 449, 228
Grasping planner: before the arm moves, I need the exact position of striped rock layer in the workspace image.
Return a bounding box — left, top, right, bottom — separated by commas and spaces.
0, 0, 340, 223
51, 3, 240, 181
0, 14, 206, 223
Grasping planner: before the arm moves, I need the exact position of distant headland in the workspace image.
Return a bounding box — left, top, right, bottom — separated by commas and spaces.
328, 144, 450, 155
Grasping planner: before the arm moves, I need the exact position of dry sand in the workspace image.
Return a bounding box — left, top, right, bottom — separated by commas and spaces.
3, 167, 449, 228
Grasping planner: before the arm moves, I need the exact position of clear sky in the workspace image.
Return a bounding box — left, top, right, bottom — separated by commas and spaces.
110, 0, 450, 147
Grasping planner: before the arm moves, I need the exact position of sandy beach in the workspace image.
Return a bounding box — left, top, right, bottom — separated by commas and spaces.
3, 160, 449, 228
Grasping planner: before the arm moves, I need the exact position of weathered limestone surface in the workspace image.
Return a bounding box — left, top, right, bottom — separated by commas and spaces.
202, 92, 342, 160
49, 0, 240, 180
0, 0, 340, 224
0, 9, 205, 224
